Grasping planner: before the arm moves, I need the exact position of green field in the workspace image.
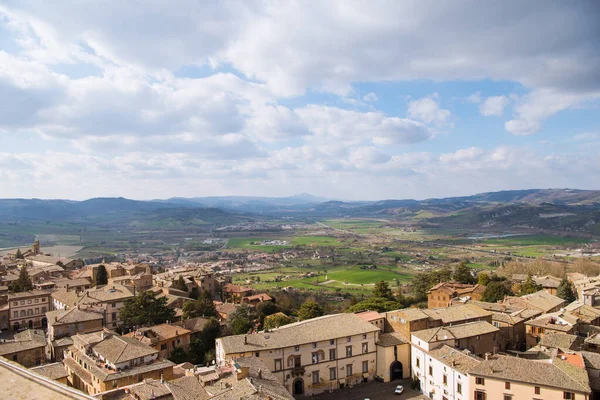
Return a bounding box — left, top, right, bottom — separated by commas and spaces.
327, 266, 412, 284
481, 234, 591, 246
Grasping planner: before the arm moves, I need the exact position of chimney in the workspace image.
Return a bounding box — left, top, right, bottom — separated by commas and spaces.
244, 335, 247, 345
485, 352, 491, 360
258, 368, 262, 379
160, 374, 164, 384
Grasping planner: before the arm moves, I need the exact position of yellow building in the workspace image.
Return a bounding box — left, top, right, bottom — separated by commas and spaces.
469, 354, 591, 400
376, 332, 411, 382
63, 329, 174, 395
125, 323, 192, 359
216, 314, 380, 397
8, 290, 53, 331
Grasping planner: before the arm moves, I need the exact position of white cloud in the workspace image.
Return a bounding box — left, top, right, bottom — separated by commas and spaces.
363, 92, 378, 102
407, 94, 452, 127
466, 92, 482, 103
479, 95, 510, 117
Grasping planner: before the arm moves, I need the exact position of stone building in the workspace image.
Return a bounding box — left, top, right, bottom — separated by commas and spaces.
0, 329, 47, 367
125, 323, 192, 359
8, 290, 52, 331
216, 314, 380, 397
427, 282, 485, 308
63, 329, 175, 395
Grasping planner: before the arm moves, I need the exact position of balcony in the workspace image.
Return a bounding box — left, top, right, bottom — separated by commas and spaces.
292, 366, 305, 376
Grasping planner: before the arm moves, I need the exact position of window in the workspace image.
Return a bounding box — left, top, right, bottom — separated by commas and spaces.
346, 346, 352, 357
457, 382, 462, 394
362, 343, 368, 353
329, 349, 336, 360
160, 344, 167, 350
35, 299, 39, 303
329, 367, 336, 380
34, 308, 39, 314
20, 301, 24, 305
13, 302, 17, 306
475, 391, 486, 400
312, 342, 317, 348
13, 311, 18, 318
255, 352, 259, 357
347, 336, 351, 342
27, 309, 32, 316
346, 364, 352, 377
312, 352, 319, 364
111, 312, 117, 320
505, 382, 510, 390
477, 335, 481, 340
476, 377, 485, 385
362, 360, 368, 373
42, 298, 46, 302
428, 366, 433, 376
20, 310, 25, 317
416, 358, 420, 368
362, 334, 367, 339
443, 374, 447, 385
312, 371, 320, 384
534, 387, 540, 395
112, 302, 117, 308
27, 300, 32, 304
294, 345, 300, 351
330, 339, 335, 345
274, 359, 282, 371
564, 393, 574, 400
504, 396, 512, 400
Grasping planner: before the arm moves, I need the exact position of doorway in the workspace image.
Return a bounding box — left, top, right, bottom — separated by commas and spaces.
390, 361, 403, 380
293, 378, 304, 395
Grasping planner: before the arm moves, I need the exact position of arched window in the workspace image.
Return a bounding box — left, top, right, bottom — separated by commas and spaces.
27, 309, 33, 316
20, 310, 26, 317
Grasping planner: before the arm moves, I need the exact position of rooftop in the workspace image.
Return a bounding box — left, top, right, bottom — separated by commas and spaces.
425, 303, 491, 324
219, 314, 380, 354
73, 330, 158, 364
411, 320, 498, 343
0, 329, 47, 356
469, 354, 590, 394
539, 333, 584, 351
502, 290, 565, 313
30, 362, 69, 380
377, 332, 408, 347
428, 344, 483, 374
125, 323, 192, 344
47, 307, 104, 326
355, 310, 384, 322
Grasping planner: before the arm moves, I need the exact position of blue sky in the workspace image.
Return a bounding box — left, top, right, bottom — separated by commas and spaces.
0, 1, 599, 200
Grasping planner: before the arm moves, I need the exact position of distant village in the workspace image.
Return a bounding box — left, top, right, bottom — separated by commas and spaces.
1, 240, 600, 400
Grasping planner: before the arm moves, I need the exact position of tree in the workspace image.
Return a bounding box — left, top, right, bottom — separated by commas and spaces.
478, 273, 491, 286
188, 317, 222, 364
256, 301, 279, 325
373, 281, 394, 301
14, 249, 23, 259
168, 347, 188, 364
557, 277, 577, 303
453, 261, 476, 284
172, 276, 188, 293
345, 297, 401, 313
481, 281, 513, 303
10, 267, 33, 293
96, 265, 108, 286
228, 304, 256, 335
120, 291, 175, 328
518, 275, 542, 296
264, 313, 293, 330
182, 291, 218, 319
297, 300, 325, 321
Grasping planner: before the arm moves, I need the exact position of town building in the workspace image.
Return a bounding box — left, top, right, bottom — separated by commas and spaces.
376, 332, 411, 382
427, 282, 485, 308
63, 329, 175, 395
216, 313, 380, 397
411, 344, 482, 400
173, 316, 211, 341
242, 293, 273, 306
502, 290, 566, 314
125, 323, 192, 359
411, 321, 500, 357
525, 310, 580, 348
52, 285, 134, 329
356, 310, 386, 331
222, 283, 255, 304
532, 275, 562, 295
565, 301, 600, 335
46, 307, 104, 361
31, 362, 69, 385
469, 354, 591, 400
0, 329, 47, 367
8, 290, 52, 331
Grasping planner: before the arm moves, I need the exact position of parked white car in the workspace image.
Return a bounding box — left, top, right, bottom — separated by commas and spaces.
394, 385, 404, 395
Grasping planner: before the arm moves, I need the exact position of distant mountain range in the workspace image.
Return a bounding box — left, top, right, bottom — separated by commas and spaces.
0, 189, 599, 234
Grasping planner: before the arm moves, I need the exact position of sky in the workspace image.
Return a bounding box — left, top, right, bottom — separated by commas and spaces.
0, 0, 599, 201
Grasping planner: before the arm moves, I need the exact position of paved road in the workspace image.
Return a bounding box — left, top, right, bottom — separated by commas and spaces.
299, 380, 427, 400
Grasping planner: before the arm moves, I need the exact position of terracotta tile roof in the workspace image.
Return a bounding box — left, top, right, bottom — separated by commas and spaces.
502, 290, 565, 313
412, 321, 498, 343
219, 314, 380, 354
355, 310, 384, 322
469, 354, 591, 394
243, 293, 272, 302
539, 333, 584, 351
534, 275, 562, 288
30, 362, 69, 380
424, 303, 491, 324
428, 344, 483, 374
377, 332, 408, 347
46, 307, 103, 326
174, 317, 211, 333
0, 329, 47, 355
125, 323, 191, 343
74, 331, 158, 364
